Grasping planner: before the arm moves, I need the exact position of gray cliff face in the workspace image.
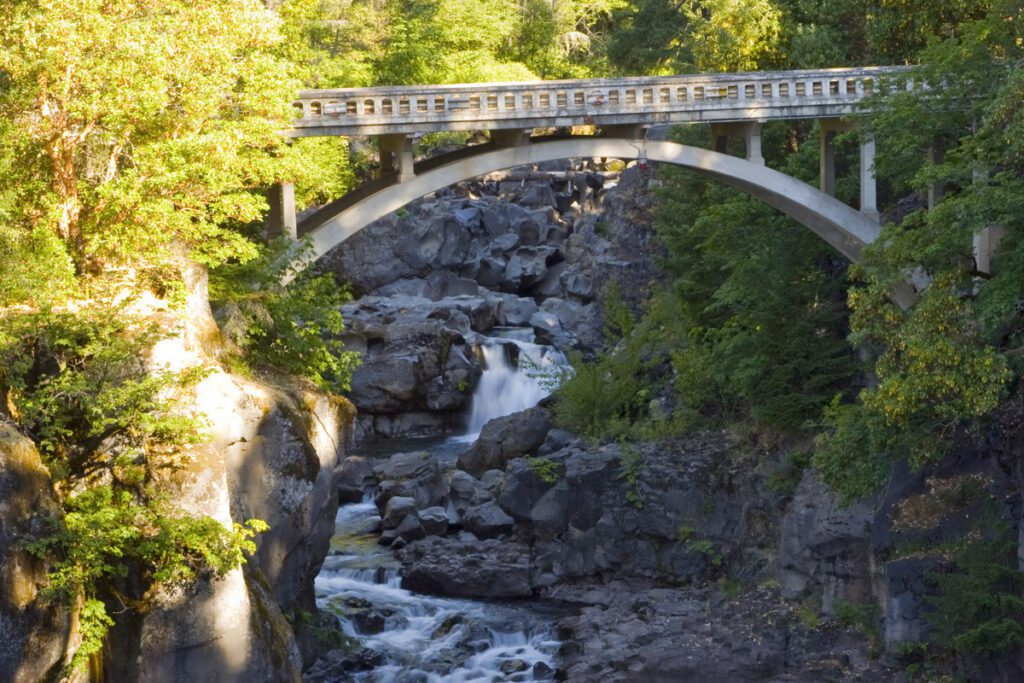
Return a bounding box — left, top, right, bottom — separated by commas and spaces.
100, 369, 354, 683
0, 420, 70, 683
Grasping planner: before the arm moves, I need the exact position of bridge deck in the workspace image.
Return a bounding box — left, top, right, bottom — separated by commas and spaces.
289, 66, 911, 137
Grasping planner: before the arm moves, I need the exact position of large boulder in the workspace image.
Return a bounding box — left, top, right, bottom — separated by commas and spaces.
336, 456, 375, 505
373, 451, 448, 511
498, 457, 560, 522
0, 420, 70, 683
458, 407, 553, 478
448, 470, 496, 516
503, 246, 557, 292
398, 536, 533, 599
462, 502, 516, 539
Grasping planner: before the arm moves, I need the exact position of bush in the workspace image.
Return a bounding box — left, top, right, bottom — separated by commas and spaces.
209, 240, 362, 393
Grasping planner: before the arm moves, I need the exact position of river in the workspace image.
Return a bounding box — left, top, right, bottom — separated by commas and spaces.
314, 333, 568, 681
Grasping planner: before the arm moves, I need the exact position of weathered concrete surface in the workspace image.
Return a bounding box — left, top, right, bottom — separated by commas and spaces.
290, 66, 911, 137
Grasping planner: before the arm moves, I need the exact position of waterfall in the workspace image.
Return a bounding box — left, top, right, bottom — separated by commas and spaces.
464, 335, 567, 437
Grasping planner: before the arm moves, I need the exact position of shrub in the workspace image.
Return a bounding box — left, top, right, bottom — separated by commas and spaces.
209, 239, 362, 393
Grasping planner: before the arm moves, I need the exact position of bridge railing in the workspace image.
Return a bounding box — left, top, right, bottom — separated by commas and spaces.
291, 66, 914, 136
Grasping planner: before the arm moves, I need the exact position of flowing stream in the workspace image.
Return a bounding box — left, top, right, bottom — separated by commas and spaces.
314, 332, 568, 682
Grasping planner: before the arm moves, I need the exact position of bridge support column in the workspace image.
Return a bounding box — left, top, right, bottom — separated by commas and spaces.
710, 122, 764, 165
491, 129, 530, 148
266, 182, 297, 242
601, 124, 645, 139
379, 134, 415, 183
860, 132, 879, 222
972, 169, 1004, 275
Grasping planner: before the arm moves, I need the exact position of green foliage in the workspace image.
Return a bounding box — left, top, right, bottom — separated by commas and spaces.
29, 487, 266, 599
929, 525, 1024, 656
73, 599, 115, 673
608, 0, 782, 74
602, 279, 636, 338
209, 241, 362, 393
618, 442, 645, 509
29, 486, 266, 672
553, 290, 690, 441
835, 599, 882, 651
686, 537, 723, 566
0, 225, 76, 307
655, 124, 856, 435
816, 6, 1023, 500
0, 307, 207, 485
0, 0, 307, 271
527, 457, 561, 484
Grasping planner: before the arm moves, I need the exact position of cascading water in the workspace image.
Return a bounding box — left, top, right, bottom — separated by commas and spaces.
314, 329, 570, 681
315, 494, 561, 682
465, 332, 567, 437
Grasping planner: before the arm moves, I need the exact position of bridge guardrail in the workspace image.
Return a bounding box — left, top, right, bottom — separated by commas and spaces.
289, 66, 914, 136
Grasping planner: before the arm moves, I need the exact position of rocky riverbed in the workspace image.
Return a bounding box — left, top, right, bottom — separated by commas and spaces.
305, 159, 1024, 681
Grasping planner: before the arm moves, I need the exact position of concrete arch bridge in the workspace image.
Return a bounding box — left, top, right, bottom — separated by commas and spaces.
274, 67, 943, 284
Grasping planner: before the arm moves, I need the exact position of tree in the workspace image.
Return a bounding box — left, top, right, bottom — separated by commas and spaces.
608, 0, 782, 74
0, 0, 339, 276
814, 3, 1024, 498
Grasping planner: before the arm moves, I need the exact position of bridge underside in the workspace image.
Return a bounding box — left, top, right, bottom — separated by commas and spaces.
280, 136, 882, 280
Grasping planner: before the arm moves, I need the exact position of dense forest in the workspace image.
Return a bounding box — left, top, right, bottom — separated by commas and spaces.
1, 0, 1023, 678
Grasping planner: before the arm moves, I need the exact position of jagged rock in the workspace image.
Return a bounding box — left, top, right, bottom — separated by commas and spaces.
463, 502, 515, 539
398, 536, 533, 598
475, 255, 507, 287
562, 267, 593, 303
556, 584, 895, 683
349, 355, 421, 412
490, 232, 520, 253
374, 451, 448, 511
457, 407, 552, 478
305, 647, 384, 682
537, 428, 579, 457
374, 271, 480, 301
529, 483, 570, 541
530, 261, 570, 299
396, 513, 427, 543
336, 456, 375, 504
497, 295, 539, 327
882, 557, 944, 649
449, 470, 495, 516
382, 496, 418, 530
503, 246, 556, 292
778, 470, 874, 612
418, 506, 450, 536
498, 457, 559, 522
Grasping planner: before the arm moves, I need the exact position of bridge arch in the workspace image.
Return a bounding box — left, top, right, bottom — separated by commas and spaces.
284, 137, 881, 280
